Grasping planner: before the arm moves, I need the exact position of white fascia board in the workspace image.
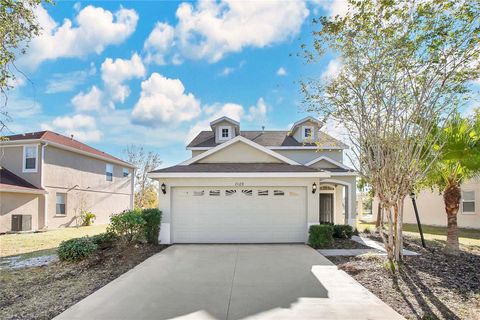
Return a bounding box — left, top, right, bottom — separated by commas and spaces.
328, 171, 359, 176
209, 116, 240, 127
186, 146, 345, 151
304, 156, 351, 169
148, 171, 331, 179
289, 116, 322, 132
0, 139, 40, 146
180, 136, 301, 166
0, 188, 47, 195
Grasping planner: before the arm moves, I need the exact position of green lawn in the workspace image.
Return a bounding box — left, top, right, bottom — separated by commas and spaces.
357, 222, 480, 247
0, 225, 107, 258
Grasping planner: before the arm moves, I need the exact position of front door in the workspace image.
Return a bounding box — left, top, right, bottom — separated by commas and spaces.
319, 193, 334, 224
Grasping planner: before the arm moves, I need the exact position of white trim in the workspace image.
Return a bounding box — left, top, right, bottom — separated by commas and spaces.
210, 116, 240, 127
304, 156, 351, 169
41, 143, 49, 229
301, 126, 314, 140
0, 188, 46, 194
180, 136, 301, 166
289, 116, 322, 133
22, 144, 39, 173
217, 126, 232, 141
320, 178, 354, 224
2, 139, 136, 168
461, 190, 476, 214
148, 172, 331, 179
329, 172, 359, 176
186, 146, 345, 151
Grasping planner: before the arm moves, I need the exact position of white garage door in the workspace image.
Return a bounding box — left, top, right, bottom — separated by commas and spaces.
171, 186, 307, 243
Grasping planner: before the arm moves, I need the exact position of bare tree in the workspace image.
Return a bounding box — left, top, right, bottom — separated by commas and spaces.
303, 0, 480, 266
124, 145, 162, 209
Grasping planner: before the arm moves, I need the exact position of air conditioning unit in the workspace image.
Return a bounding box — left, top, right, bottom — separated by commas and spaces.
11, 215, 32, 232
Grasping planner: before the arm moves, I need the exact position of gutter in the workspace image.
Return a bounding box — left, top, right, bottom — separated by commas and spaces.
147, 172, 331, 179
41, 142, 49, 229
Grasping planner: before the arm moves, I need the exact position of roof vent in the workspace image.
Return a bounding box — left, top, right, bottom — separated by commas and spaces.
70, 134, 74, 140
262, 126, 265, 132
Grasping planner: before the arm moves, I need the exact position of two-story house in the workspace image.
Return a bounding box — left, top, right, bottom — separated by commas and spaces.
0, 131, 135, 233
148, 116, 357, 244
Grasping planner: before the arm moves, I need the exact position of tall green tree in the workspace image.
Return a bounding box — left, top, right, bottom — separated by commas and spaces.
0, 0, 49, 133
302, 0, 480, 265
423, 110, 480, 254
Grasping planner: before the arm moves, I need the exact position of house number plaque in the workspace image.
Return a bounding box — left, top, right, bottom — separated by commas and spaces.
234, 182, 245, 187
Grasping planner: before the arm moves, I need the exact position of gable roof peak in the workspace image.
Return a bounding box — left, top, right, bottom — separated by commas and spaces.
209, 116, 240, 127
289, 116, 323, 133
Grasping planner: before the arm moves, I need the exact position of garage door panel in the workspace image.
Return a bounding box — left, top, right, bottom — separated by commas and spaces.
172, 187, 307, 243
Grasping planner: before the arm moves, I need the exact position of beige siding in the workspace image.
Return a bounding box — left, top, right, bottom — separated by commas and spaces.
0, 192, 43, 233
275, 149, 343, 165
43, 146, 133, 229
191, 150, 206, 157
372, 180, 480, 229
212, 120, 239, 143
198, 141, 282, 163
310, 159, 341, 169
0, 145, 42, 188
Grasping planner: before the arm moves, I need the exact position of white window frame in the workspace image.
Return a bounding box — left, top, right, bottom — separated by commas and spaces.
218, 126, 232, 141
56, 192, 66, 216
122, 167, 129, 178
301, 126, 314, 140
461, 190, 476, 214
22, 145, 38, 173
106, 163, 113, 182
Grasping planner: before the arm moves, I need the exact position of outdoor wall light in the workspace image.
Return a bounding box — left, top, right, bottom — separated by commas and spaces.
161, 183, 167, 195
312, 182, 317, 194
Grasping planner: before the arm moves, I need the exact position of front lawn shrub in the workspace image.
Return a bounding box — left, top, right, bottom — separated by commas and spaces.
141, 208, 162, 244
333, 224, 354, 239
81, 211, 96, 226
58, 237, 97, 262
91, 232, 118, 249
107, 209, 145, 243
308, 225, 334, 249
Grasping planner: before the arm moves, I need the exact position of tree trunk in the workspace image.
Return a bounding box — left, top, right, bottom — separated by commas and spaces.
443, 183, 461, 255
375, 202, 382, 228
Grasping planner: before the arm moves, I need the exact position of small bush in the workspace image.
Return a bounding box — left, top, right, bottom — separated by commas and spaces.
353, 228, 359, 236
333, 224, 354, 239
107, 209, 145, 243
363, 227, 372, 234
141, 208, 162, 244
81, 211, 96, 226
90, 232, 118, 249
58, 237, 97, 262
308, 225, 334, 249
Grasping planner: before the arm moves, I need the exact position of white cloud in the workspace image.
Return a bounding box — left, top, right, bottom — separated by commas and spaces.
131, 73, 201, 126
71, 86, 103, 112
312, 0, 349, 17
46, 63, 96, 94
3, 92, 42, 119
101, 53, 145, 103
148, 0, 308, 63
276, 67, 287, 76
322, 58, 342, 79
143, 22, 175, 65
219, 67, 235, 76
41, 114, 102, 142
245, 98, 268, 121
19, 5, 138, 70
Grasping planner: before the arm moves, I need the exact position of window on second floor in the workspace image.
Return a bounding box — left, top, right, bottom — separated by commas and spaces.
462, 191, 475, 213
106, 163, 113, 181
23, 145, 38, 173
302, 126, 314, 140
218, 126, 231, 140
123, 167, 129, 177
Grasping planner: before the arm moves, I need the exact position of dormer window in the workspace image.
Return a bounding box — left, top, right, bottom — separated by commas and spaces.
218, 126, 232, 141
302, 126, 314, 140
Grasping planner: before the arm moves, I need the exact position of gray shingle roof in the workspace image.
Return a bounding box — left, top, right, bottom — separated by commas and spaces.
186, 131, 348, 149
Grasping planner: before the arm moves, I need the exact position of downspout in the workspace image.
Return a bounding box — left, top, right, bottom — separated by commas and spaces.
130, 168, 135, 209
41, 143, 49, 229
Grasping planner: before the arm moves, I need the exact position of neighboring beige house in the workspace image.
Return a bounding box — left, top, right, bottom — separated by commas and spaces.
370, 179, 479, 229
0, 131, 135, 233
148, 116, 357, 244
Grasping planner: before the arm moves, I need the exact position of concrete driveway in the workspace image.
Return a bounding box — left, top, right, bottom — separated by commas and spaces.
56, 245, 403, 320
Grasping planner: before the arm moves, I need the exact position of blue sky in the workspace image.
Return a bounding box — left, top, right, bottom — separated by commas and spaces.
7, 0, 479, 168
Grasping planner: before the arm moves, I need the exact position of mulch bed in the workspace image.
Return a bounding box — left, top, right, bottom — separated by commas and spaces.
328, 235, 480, 320
328, 238, 372, 249
0, 243, 167, 320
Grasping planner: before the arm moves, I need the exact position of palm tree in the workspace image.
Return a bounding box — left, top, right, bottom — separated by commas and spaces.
424, 110, 480, 254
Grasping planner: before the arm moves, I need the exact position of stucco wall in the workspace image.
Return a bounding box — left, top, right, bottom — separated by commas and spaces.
0, 192, 43, 233
274, 149, 343, 165
320, 175, 357, 225
198, 142, 282, 163
0, 144, 43, 188
43, 145, 133, 229
371, 180, 479, 229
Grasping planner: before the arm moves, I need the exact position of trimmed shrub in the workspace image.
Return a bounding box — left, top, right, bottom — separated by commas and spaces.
333, 225, 354, 239
107, 209, 145, 243
90, 232, 118, 249
308, 225, 334, 249
141, 208, 162, 244
58, 237, 97, 262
